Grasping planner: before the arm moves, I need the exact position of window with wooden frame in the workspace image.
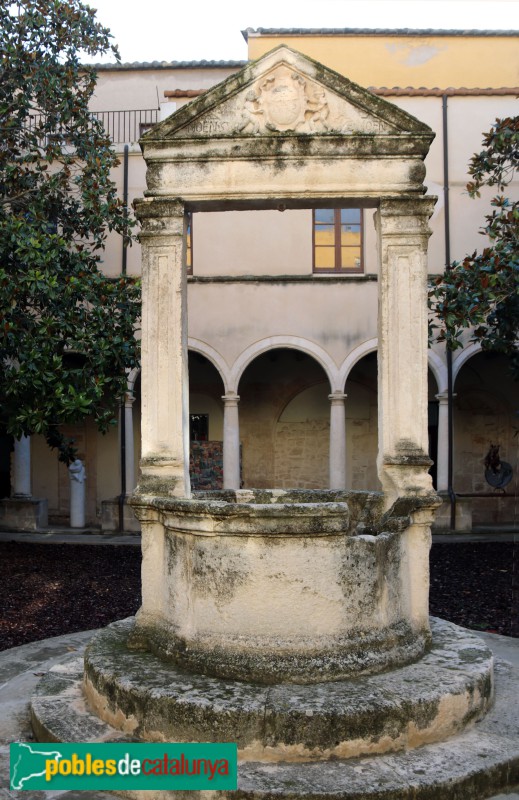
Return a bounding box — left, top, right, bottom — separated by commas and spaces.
186, 211, 193, 274
313, 208, 363, 273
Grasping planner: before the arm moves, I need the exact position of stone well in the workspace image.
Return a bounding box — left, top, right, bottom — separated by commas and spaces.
126, 490, 435, 684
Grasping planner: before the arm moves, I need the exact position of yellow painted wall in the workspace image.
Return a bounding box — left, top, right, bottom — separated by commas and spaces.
247, 34, 519, 89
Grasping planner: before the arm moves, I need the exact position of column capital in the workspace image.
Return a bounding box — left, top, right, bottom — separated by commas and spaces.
435, 392, 456, 404
378, 196, 437, 220
135, 198, 186, 239
376, 197, 436, 242
222, 393, 240, 406
124, 391, 136, 408
328, 391, 347, 404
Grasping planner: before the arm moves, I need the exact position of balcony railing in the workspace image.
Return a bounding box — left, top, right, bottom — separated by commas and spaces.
91, 109, 160, 143
24, 109, 160, 144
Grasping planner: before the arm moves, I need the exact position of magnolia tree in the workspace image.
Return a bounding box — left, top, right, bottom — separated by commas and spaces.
430, 116, 519, 375
0, 0, 140, 463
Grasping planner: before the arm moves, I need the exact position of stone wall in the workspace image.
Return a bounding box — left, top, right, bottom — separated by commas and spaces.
274, 420, 329, 489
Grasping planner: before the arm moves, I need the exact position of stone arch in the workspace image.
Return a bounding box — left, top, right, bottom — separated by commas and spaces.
231, 336, 338, 394
338, 338, 378, 392
127, 367, 140, 394
428, 350, 448, 395
453, 342, 482, 387
188, 338, 230, 393
338, 339, 448, 395
237, 344, 332, 490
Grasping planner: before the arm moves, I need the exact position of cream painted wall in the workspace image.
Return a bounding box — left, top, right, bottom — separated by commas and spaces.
97, 97, 518, 285
193, 210, 312, 276
91, 67, 241, 112
187, 281, 379, 369
247, 34, 519, 89
96, 424, 120, 503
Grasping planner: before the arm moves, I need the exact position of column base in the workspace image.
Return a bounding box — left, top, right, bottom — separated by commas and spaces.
138, 456, 190, 498
379, 453, 436, 510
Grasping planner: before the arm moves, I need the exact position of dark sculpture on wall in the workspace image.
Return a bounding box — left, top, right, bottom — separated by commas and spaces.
484, 443, 513, 490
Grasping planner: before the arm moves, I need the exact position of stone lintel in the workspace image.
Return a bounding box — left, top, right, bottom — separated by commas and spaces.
142, 134, 434, 161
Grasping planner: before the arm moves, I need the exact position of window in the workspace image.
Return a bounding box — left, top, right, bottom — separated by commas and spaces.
313, 208, 363, 273
186, 211, 193, 274
190, 413, 208, 441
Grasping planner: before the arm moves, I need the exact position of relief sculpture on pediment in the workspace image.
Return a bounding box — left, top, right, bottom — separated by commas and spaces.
180, 64, 395, 138
236, 65, 331, 134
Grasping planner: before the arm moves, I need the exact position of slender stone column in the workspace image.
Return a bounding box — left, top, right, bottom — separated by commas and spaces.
134, 199, 190, 498
13, 435, 31, 497
222, 393, 240, 490
328, 392, 347, 490
435, 392, 452, 492
124, 391, 136, 495
375, 197, 437, 504
69, 459, 86, 528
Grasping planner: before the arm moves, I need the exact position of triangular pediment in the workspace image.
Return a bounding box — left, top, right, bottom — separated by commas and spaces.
143, 46, 432, 142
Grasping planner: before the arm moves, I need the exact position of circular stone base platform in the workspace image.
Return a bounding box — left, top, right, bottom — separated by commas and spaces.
33, 617, 492, 763
29, 620, 519, 799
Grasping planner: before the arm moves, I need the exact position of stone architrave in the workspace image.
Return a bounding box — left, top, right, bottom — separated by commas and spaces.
141, 47, 433, 208
134, 200, 190, 499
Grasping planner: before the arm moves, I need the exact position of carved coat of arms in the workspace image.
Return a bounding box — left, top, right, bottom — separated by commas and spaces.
261, 70, 307, 131
237, 65, 330, 135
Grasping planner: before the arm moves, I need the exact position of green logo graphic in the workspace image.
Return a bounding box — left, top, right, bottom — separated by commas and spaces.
10, 742, 237, 791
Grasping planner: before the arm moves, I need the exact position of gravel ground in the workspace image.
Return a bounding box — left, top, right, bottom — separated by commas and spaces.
0, 539, 517, 652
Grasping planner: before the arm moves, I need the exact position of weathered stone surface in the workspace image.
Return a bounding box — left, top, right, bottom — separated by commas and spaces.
66, 617, 493, 760
30, 622, 519, 799
136, 47, 434, 209
129, 491, 438, 683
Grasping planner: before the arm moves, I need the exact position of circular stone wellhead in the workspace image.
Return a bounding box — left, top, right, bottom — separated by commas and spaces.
129, 489, 441, 684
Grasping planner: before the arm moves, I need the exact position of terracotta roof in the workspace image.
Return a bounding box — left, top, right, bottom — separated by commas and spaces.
242, 27, 519, 40
164, 90, 205, 98
89, 60, 247, 72
371, 87, 519, 96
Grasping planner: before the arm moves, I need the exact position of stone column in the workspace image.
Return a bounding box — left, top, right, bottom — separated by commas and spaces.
435, 392, 451, 492
375, 197, 437, 504
124, 391, 136, 495
328, 392, 347, 490
134, 199, 190, 498
13, 435, 31, 497
222, 393, 241, 490
69, 459, 86, 528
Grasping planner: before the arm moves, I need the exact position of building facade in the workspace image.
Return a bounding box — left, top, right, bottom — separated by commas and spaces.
4, 29, 519, 531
